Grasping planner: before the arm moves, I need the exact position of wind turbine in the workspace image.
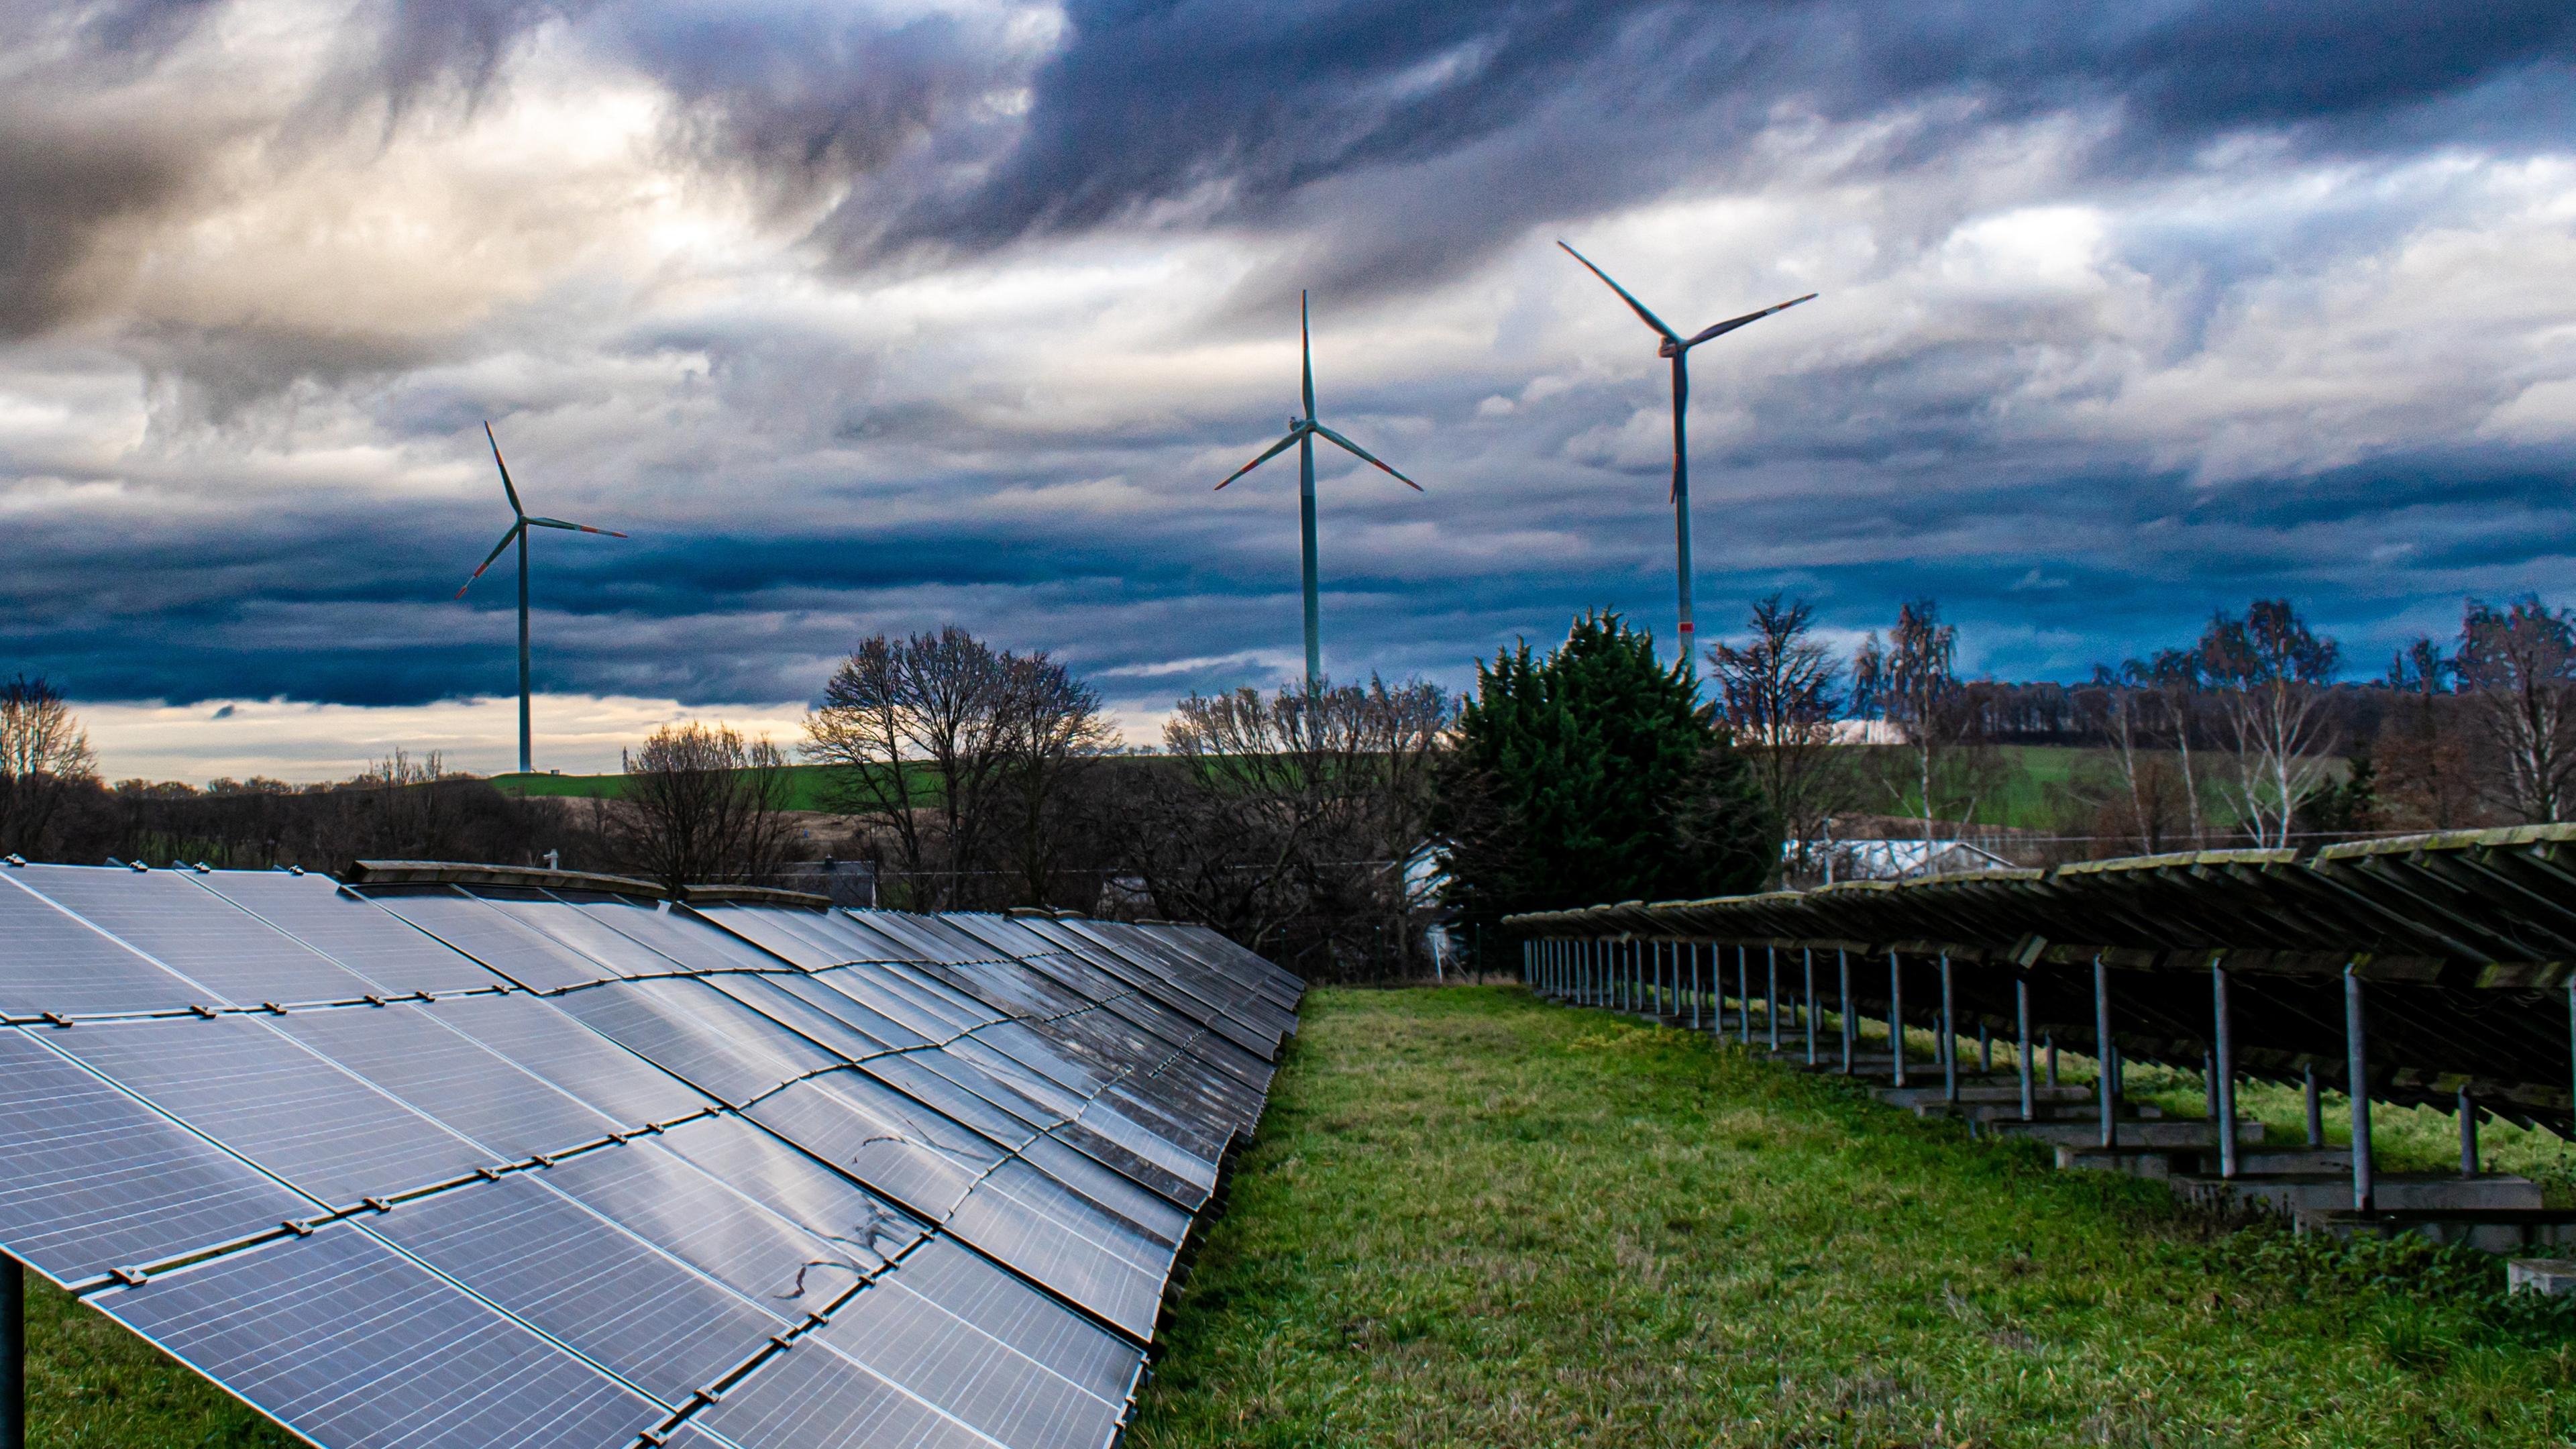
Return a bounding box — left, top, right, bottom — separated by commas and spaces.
456, 422, 627, 775
1558, 241, 1814, 682
1214, 290, 1421, 689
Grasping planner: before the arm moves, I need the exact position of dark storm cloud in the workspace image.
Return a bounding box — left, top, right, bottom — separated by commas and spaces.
871, 0, 2576, 272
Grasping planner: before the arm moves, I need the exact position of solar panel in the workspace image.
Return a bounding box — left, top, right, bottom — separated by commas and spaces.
690, 904, 849, 969
355, 887, 626, 992
814, 1268, 1125, 1449
13, 865, 388, 1006
0, 1028, 317, 1285
274, 1002, 624, 1162
0, 861, 1302, 1449
761, 971, 934, 1050
91, 1222, 664, 1449
366, 1173, 786, 1405
745, 1075, 991, 1220
549, 979, 833, 1105
189, 871, 502, 996
421, 993, 716, 1128
942, 1171, 1167, 1339
653, 1114, 926, 1265
0, 873, 203, 1017
880, 1236, 1144, 1403
535, 1136, 868, 1309
566, 894, 788, 974
694, 1334, 991, 1449
463, 888, 700, 979
47, 1014, 496, 1206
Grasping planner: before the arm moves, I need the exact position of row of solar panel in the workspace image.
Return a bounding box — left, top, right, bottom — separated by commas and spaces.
0, 862, 1301, 1449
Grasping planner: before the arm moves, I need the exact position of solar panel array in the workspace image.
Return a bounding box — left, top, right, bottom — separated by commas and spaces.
1507, 822, 2576, 1130
0, 859, 1301, 1449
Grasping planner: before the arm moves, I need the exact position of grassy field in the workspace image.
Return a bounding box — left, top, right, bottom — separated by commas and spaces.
490, 763, 853, 811
1129, 986, 2576, 1448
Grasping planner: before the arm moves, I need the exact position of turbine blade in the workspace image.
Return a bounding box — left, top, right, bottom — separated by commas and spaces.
1557, 240, 1680, 345
456, 521, 525, 598
1311, 423, 1422, 490
484, 422, 525, 519
1214, 429, 1304, 490
1301, 290, 1316, 422
1680, 292, 1818, 349
525, 516, 629, 537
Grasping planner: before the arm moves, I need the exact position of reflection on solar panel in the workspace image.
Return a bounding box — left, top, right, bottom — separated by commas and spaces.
0, 860, 1301, 1449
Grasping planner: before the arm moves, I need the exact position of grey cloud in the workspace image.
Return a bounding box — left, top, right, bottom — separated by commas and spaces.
866, 0, 2576, 275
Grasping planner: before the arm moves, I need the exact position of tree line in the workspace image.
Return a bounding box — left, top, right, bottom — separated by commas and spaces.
10, 586, 2572, 979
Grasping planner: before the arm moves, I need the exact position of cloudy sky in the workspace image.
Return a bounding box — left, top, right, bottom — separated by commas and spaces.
7, 0, 2575, 780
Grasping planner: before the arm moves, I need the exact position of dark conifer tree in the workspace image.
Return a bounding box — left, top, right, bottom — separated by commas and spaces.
1438, 611, 1777, 949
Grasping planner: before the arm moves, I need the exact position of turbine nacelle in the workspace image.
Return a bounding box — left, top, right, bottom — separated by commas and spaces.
1212, 294, 1423, 493
456, 423, 628, 598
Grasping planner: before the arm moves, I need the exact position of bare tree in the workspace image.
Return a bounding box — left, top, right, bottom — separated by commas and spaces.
1123, 676, 1454, 981
1707, 594, 1848, 881
2084, 661, 2157, 852
804, 628, 1016, 910
0, 675, 99, 856
2143, 647, 2208, 847
992, 651, 1118, 905
2457, 596, 2576, 824
613, 723, 796, 894
1877, 599, 1981, 859
2199, 600, 2340, 848
2375, 636, 2479, 830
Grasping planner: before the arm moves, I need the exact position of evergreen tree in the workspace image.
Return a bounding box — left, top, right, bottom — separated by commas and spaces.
1438, 611, 1778, 947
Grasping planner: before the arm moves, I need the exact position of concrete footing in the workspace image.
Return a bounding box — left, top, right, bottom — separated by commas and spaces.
2179, 1171, 2539, 1218
2299, 1205, 2576, 1254
2510, 1259, 2576, 1295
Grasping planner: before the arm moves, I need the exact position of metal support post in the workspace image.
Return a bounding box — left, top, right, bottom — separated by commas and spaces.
2094, 952, 2117, 1150
1737, 947, 1752, 1046
2045, 1034, 2057, 1086
2, 1249, 20, 1449
1689, 944, 1701, 1030
1803, 948, 1817, 1065
2304, 1065, 2322, 1146
1939, 952, 1957, 1104
2016, 976, 2034, 1120
2212, 963, 2239, 1179
1837, 948, 1854, 1073
1890, 949, 1906, 1087
1978, 1023, 1990, 1074
1766, 946, 1780, 1052
2346, 962, 2374, 1213
2460, 1087, 2479, 1177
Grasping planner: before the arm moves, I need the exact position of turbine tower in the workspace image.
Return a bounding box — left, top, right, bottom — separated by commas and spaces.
457, 423, 627, 775
1558, 241, 1814, 682
1214, 290, 1421, 689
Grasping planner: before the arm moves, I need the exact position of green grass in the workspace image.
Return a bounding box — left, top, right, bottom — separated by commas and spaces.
1129, 986, 2576, 1448
19, 1270, 292, 1447
492, 764, 863, 812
